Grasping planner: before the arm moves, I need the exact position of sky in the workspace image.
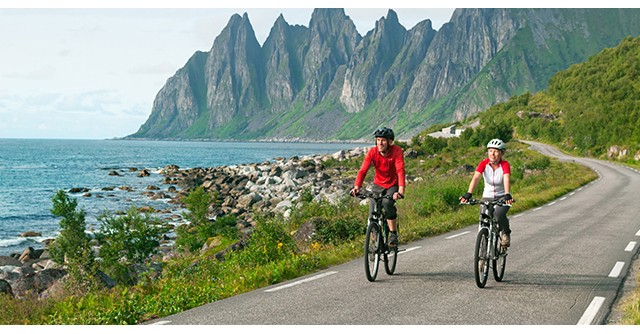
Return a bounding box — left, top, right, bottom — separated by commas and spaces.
0, 0, 611, 139
0, 1, 457, 140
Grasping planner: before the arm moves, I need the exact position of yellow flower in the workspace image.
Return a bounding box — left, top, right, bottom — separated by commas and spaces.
277, 242, 283, 249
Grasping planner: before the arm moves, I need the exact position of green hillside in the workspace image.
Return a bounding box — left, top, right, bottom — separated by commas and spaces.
460, 36, 640, 164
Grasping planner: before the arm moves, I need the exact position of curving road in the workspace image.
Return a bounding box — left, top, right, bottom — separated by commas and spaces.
146, 141, 640, 325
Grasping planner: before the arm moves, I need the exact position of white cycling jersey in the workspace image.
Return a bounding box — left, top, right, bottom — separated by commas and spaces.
476, 158, 511, 198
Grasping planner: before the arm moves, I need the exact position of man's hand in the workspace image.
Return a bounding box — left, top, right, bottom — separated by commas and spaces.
350, 187, 360, 197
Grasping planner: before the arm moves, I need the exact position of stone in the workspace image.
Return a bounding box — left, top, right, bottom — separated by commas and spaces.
19, 231, 42, 237
0, 279, 13, 297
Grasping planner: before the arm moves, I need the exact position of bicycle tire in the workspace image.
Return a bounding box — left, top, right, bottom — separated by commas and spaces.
474, 229, 489, 288
384, 245, 398, 275
384, 224, 398, 275
364, 222, 381, 282
493, 240, 507, 281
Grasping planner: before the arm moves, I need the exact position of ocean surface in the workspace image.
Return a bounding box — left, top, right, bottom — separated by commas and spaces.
0, 139, 363, 256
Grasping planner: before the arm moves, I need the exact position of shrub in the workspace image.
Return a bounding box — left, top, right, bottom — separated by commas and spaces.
524, 155, 551, 170
95, 207, 169, 285
176, 186, 237, 253
313, 217, 364, 245
49, 190, 91, 265
235, 219, 296, 266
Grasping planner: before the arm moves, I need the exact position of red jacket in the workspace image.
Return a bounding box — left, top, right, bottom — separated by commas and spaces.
355, 145, 406, 189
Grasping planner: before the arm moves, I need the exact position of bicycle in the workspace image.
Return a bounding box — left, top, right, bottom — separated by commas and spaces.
463, 198, 512, 288
352, 190, 399, 282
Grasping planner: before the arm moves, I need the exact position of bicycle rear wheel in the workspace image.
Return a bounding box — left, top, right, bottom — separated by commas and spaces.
493, 240, 507, 281
364, 222, 381, 282
474, 229, 489, 288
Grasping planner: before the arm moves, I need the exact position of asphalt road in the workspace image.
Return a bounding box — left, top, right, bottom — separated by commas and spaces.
146, 141, 640, 325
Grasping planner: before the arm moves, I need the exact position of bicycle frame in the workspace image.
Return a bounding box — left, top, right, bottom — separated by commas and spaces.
355, 190, 398, 281
360, 192, 392, 253
465, 198, 510, 288
479, 201, 500, 261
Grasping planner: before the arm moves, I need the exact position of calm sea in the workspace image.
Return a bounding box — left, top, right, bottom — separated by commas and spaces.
0, 139, 362, 256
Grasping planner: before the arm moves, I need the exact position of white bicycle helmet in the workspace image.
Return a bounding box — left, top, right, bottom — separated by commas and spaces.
487, 138, 506, 151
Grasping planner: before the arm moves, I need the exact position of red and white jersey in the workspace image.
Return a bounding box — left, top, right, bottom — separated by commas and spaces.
476, 158, 511, 198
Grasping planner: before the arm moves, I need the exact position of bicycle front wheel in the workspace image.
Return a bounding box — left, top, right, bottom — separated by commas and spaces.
364, 222, 381, 282
384, 241, 398, 275
474, 229, 490, 288
493, 239, 507, 281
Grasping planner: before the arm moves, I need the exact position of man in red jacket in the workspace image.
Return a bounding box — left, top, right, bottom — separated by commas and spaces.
350, 127, 406, 249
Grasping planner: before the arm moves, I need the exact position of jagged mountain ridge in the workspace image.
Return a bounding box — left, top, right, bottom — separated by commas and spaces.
128, 8, 640, 141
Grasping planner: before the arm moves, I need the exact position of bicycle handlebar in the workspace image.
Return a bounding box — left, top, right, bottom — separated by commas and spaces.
351, 190, 395, 201
461, 198, 514, 207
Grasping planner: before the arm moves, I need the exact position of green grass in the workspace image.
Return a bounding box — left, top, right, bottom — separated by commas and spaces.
0, 141, 599, 325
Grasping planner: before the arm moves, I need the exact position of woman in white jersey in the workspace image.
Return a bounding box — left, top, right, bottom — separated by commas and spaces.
460, 139, 514, 247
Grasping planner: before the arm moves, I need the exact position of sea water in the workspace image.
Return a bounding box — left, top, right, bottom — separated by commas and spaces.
0, 139, 362, 256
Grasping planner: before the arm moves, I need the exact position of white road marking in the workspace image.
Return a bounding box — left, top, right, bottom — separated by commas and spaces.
608, 262, 625, 278
400, 246, 422, 253
265, 271, 337, 292
636, 229, 640, 237
569, 192, 576, 196
625, 241, 637, 252
559, 197, 567, 201
577, 296, 605, 325
532, 207, 542, 211
150, 321, 172, 325
446, 231, 470, 239
512, 213, 524, 218
547, 201, 556, 206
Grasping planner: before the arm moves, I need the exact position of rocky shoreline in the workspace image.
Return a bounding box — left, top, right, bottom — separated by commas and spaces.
0, 146, 370, 299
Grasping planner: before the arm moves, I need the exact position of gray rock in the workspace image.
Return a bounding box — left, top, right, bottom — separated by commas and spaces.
0, 279, 13, 297
0, 256, 22, 267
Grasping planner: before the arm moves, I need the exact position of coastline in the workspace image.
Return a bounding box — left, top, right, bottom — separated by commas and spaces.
0, 140, 367, 257
112, 136, 370, 145
0, 144, 369, 298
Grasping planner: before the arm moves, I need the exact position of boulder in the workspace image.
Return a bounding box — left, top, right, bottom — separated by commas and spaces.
237, 193, 262, 209
293, 217, 327, 252
18, 247, 38, 263
0, 279, 13, 297
19, 231, 42, 237
0, 256, 22, 267
11, 268, 67, 298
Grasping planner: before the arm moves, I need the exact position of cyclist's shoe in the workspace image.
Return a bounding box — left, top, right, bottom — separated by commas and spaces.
501, 232, 511, 247
388, 232, 398, 250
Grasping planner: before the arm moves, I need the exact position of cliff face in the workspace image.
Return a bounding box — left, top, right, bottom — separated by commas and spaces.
129, 8, 640, 141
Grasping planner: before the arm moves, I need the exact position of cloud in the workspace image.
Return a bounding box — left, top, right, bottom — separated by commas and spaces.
128, 62, 180, 75
2, 66, 56, 80
58, 49, 71, 57
0, 90, 151, 139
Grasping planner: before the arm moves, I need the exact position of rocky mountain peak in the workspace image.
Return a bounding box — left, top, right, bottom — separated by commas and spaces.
128, 8, 640, 141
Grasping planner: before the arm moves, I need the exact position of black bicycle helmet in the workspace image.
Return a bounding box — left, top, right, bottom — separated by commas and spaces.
373, 127, 394, 140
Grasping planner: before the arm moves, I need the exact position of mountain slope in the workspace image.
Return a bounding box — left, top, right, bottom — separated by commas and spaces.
128, 8, 640, 141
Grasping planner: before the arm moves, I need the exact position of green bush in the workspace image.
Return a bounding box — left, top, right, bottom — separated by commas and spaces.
175, 186, 237, 253
524, 155, 551, 170
234, 219, 296, 266
181, 186, 213, 226
49, 190, 91, 265
313, 217, 364, 245
95, 207, 169, 285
